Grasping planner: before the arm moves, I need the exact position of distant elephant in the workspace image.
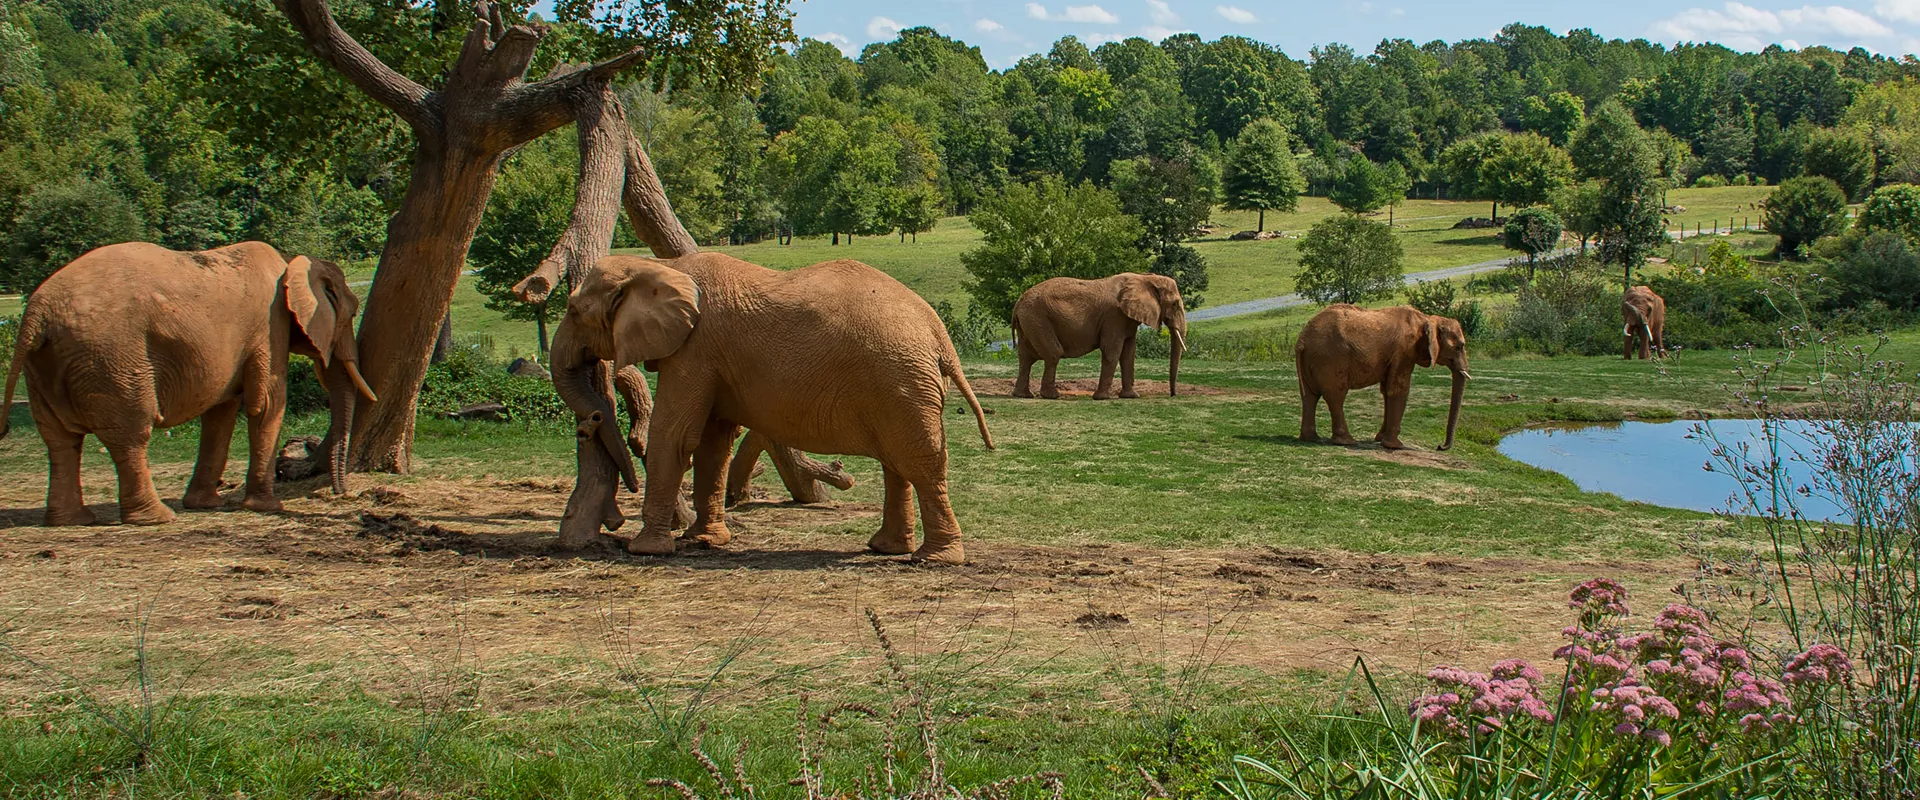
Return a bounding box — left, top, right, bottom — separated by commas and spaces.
1623, 285, 1666, 360
1, 242, 375, 526
1295, 305, 1470, 451
1011, 273, 1187, 399
550, 253, 994, 564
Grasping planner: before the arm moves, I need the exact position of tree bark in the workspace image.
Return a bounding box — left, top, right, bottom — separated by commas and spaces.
430, 312, 453, 364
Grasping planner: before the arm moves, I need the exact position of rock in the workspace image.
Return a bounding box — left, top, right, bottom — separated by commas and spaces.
1450, 217, 1503, 230
1229, 230, 1280, 241
507, 358, 549, 379
445, 402, 509, 422
1664, 204, 1688, 214
276, 436, 324, 481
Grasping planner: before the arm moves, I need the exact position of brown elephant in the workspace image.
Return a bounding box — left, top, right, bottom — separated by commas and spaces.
550, 253, 993, 564
1, 242, 375, 526
1011, 273, 1187, 399
1295, 304, 1470, 451
1623, 285, 1667, 360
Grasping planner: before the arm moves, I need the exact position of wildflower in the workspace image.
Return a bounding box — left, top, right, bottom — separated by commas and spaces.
1783, 644, 1852, 686
1410, 661, 1554, 737
1591, 677, 1680, 747
1569, 577, 1632, 617
1724, 671, 1794, 732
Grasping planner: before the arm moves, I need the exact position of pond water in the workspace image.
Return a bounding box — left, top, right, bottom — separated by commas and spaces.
1497, 419, 1919, 523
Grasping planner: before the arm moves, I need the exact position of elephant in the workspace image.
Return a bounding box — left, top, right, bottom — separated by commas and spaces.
1, 241, 375, 526
1011, 273, 1187, 400
1295, 304, 1470, 451
550, 252, 994, 564
1623, 285, 1667, 360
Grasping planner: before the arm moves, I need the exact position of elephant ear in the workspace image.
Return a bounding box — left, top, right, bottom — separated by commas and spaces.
609, 261, 701, 369
284, 255, 338, 367
1414, 315, 1439, 368
1119, 275, 1163, 331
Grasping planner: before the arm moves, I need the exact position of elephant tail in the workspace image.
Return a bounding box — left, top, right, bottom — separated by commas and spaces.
942, 354, 995, 451
1, 311, 37, 440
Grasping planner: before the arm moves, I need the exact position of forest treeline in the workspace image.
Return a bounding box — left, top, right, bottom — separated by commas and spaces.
6, 0, 1920, 293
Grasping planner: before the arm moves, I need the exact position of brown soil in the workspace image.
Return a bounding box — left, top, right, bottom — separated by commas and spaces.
0, 473, 1691, 710
970, 378, 1232, 398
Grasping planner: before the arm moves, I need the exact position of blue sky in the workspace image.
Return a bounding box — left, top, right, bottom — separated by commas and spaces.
776, 0, 1920, 66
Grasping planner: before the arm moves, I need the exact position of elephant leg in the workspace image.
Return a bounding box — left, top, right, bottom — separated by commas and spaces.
1118, 335, 1139, 399
101, 432, 173, 526
240, 402, 285, 513
1039, 359, 1061, 400
725, 431, 768, 506
1299, 384, 1321, 443
686, 417, 739, 547
1092, 348, 1119, 400
1378, 389, 1409, 450
632, 398, 710, 555
1012, 348, 1036, 398
908, 473, 964, 565
184, 398, 240, 510
868, 467, 915, 555
1325, 388, 1357, 447
39, 423, 94, 527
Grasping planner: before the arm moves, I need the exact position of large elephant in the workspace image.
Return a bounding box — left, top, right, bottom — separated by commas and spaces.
1295, 304, 1470, 451
1011, 273, 1187, 399
550, 253, 994, 564
1623, 285, 1666, 360
1, 242, 375, 526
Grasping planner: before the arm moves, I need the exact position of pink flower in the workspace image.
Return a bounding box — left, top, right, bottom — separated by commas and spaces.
1783, 644, 1852, 686
1569, 578, 1632, 617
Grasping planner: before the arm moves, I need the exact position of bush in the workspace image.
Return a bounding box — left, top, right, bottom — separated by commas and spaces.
1296, 214, 1403, 305
962, 177, 1149, 320
1858, 183, 1920, 243
1150, 244, 1209, 309
416, 335, 569, 423
1406, 279, 1484, 337
934, 300, 1000, 358
1496, 255, 1615, 355
1502, 206, 1563, 267
1829, 230, 1920, 311
1732, 174, 1752, 186
4, 177, 146, 294
1645, 267, 1790, 350
1764, 176, 1850, 259
1693, 173, 1727, 188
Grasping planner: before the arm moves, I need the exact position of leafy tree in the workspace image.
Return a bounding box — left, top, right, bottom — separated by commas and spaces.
1329, 154, 1389, 215
1523, 91, 1586, 146
1185, 36, 1303, 140
1764, 175, 1850, 259
1571, 102, 1668, 284
1220, 118, 1301, 230
1503, 206, 1564, 277
1831, 230, 1920, 310
1479, 132, 1574, 217
1695, 115, 1755, 181
1111, 154, 1215, 250
1295, 214, 1403, 305
1378, 160, 1412, 225
1858, 183, 1920, 243
1571, 101, 1652, 181
1552, 180, 1605, 254
961, 177, 1148, 319
1439, 134, 1504, 203
469, 136, 574, 354
1150, 244, 1209, 310
5, 176, 145, 293
1802, 126, 1876, 202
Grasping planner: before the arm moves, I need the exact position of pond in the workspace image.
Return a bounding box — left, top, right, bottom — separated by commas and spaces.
1497, 419, 1920, 523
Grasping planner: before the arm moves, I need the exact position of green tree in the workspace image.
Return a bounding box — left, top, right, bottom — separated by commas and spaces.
5, 176, 145, 293
1439, 134, 1504, 205
1802, 126, 1876, 202
961, 177, 1148, 319
469, 136, 574, 354
1295, 214, 1403, 305
1220, 118, 1301, 230
1552, 180, 1605, 254
1329, 154, 1389, 215
1572, 102, 1668, 284
1378, 160, 1412, 225
1111, 154, 1215, 250
1523, 90, 1586, 146
1858, 183, 1920, 243
1764, 175, 1850, 259
1150, 244, 1209, 310
1503, 206, 1564, 278
1479, 132, 1574, 219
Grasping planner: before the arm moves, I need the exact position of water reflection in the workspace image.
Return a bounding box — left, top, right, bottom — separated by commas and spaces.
1497, 419, 1918, 523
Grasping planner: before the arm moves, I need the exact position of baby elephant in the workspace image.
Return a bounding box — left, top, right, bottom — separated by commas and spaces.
1012, 273, 1187, 399
1623, 285, 1666, 360
1295, 304, 1470, 451
1, 242, 375, 526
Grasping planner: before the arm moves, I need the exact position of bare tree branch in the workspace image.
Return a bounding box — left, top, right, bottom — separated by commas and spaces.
622, 124, 700, 258
512, 73, 625, 303
275, 0, 433, 131
496, 45, 651, 147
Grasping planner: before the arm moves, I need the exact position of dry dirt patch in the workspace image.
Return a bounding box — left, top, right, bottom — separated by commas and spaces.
0, 474, 1690, 709
970, 378, 1233, 398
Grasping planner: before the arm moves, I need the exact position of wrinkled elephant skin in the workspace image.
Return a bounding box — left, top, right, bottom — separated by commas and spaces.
1295, 304, 1470, 452
1011, 273, 1187, 400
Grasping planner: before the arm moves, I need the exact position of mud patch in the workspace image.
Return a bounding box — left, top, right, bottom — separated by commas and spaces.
1320, 443, 1470, 470
970, 378, 1231, 398
1074, 611, 1131, 629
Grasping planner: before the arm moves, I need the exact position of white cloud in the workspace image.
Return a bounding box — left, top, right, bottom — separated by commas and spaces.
816, 32, 854, 55
1878, 0, 1920, 24
1652, 3, 1893, 50
866, 15, 902, 40
1147, 0, 1180, 25
975, 17, 1004, 32
1026, 3, 1121, 23
1216, 5, 1258, 24
1141, 24, 1183, 40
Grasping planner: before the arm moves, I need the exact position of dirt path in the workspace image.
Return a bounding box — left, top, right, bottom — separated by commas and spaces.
0, 472, 1694, 710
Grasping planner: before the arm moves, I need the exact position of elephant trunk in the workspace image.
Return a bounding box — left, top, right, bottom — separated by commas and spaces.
1439, 367, 1467, 451
322, 362, 357, 496
551, 322, 639, 493
1168, 326, 1184, 397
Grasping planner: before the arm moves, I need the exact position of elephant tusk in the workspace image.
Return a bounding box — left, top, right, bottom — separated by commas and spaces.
346, 361, 379, 403
1459, 371, 1472, 380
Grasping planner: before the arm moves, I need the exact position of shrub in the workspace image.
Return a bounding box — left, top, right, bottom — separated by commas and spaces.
1502, 207, 1563, 269
1693, 174, 1727, 188
1645, 266, 1789, 350
1296, 214, 1403, 305
1764, 176, 1850, 259
1497, 255, 1615, 355
1829, 230, 1920, 311
1406, 279, 1483, 337
933, 300, 1000, 358
962, 177, 1149, 320
416, 335, 569, 423
1857, 183, 1920, 243
1732, 174, 1752, 186
1150, 244, 1209, 309
4, 177, 146, 294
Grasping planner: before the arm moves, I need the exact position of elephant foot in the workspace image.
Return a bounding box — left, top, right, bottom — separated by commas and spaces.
1010, 387, 1034, 399
182, 490, 224, 511
1038, 389, 1061, 400
45, 507, 97, 527
910, 538, 965, 565
1329, 435, 1358, 447
242, 495, 285, 514
1299, 431, 1319, 443
119, 501, 176, 526
867, 528, 914, 555
1118, 389, 1140, 399
1091, 392, 1114, 401
688, 522, 733, 548
626, 529, 678, 556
